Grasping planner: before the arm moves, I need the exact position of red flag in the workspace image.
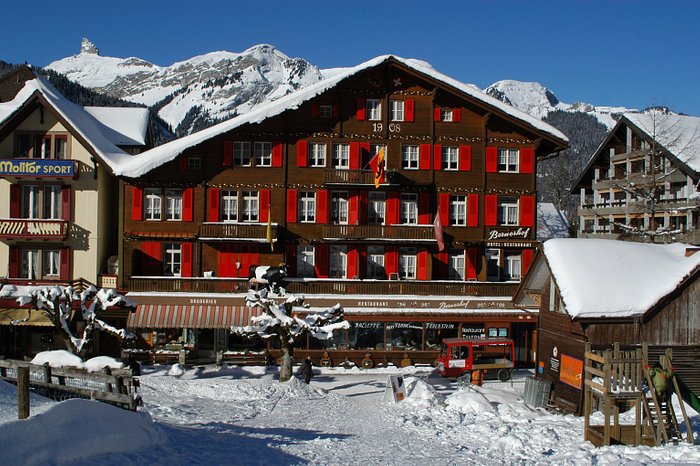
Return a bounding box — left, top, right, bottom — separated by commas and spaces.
434, 213, 445, 251
369, 147, 386, 188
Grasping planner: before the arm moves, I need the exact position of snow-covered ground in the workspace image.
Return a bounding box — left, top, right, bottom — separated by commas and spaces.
1, 364, 698, 465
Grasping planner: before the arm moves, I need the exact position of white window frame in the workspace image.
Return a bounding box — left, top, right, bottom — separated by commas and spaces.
299, 192, 316, 223
442, 146, 459, 170
498, 198, 519, 226
440, 108, 453, 122
448, 251, 465, 280
366, 99, 382, 121
367, 245, 385, 279
242, 191, 259, 223
331, 191, 349, 225
21, 185, 41, 219
333, 143, 350, 169
368, 192, 386, 225
42, 250, 61, 277
402, 145, 419, 169
486, 248, 501, 281
144, 188, 162, 221
450, 195, 467, 226
234, 142, 251, 166
505, 253, 521, 281
389, 100, 404, 122
19, 248, 61, 280
254, 142, 272, 167
329, 245, 348, 278
400, 193, 418, 225
220, 190, 238, 222
309, 142, 327, 167
498, 148, 519, 173
297, 245, 315, 278
165, 189, 183, 221
164, 243, 182, 277
399, 248, 417, 280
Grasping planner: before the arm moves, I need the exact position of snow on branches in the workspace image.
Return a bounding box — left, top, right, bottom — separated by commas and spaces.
16, 285, 135, 357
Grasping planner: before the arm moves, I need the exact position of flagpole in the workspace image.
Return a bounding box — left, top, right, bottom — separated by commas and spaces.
266, 201, 273, 252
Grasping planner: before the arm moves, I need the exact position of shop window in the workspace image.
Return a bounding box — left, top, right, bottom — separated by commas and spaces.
349, 322, 384, 350
386, 322, 422, 350
297, 245, 315, 278
368, 192, 386, 225
488, 327, 508, 338
425, 322, 458, 350
309, 329, 348, 350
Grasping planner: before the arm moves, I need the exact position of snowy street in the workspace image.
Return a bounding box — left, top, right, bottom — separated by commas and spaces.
2, 364, 698, 465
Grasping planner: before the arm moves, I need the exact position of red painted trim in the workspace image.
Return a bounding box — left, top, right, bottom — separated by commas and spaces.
437, 252, 448, 279
131, 186, 143, 221
466, 248, 477, 280
286, 189, 297, 223
297, 140, 308, 167
182, 188, 194, 222
181, 243, 193, 277
179, 156, 188, 171
285, 244, 297, 276
453, 108, 461, 122
417, 249, 428, 280
259, 189, 270, 222
385, 246, 398, 277
459, 145, 472, 171
315, 244, 329, 278
316, 190, 328, 224
348, 191, 359, 225
356, 98, 366, 121
405, 99, 415, 122
386, 191, 400, 225
433, 144, 442, 171
433, 106, 441, 122
311, 104, 319, 119
223, 140, 233, 167
10, 184, 19, 218
419, 144, 431, 170
9, 246, 19, 278
486, 146, 498, 173
520, 148, 534, 174
347, 247, 358, 279
60, 247, 70, 280
519, 195, 535, 227
439, 193, 450, 226
61, 185, 71, 221
419, 192, 431, 225
484, 194, 498, 226
467, 193, 479, 227
522, 249, 534, 275
208, 188, 220, 222
349, 142, 361, 170
271, 142, 283, 167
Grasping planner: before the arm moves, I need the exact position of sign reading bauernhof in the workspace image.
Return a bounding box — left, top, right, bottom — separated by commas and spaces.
0, 159, 74, 178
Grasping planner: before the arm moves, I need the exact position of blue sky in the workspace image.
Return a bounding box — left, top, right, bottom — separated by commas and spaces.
3, 0, 699, 115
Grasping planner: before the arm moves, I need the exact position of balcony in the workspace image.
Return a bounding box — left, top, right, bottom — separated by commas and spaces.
324, 169, 398, 185
322, 224, 435, 240
199, 222, 278, 240
127, 276, 519, 297
0, 219, 68, 241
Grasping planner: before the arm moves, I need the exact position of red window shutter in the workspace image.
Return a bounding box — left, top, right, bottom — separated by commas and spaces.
131, 186, 143, 221
385, 247, 399, 277
332, 105, 339, 118
259, 189, 270, 223
520, 148, 534, 174
311, 104, 319, 119
433, 106, 441, 122
183, 188, 194, 222
271, 142, 283, 167
349, 142, 361, 170
520, 195, 535, 227
453, 108, 461, 122
142, 242, 162, 275
486, 146, 498, 173
419, 144, 431, 170
285, 244, 297, 277
60, 247, 70, 280
417, 249, 429, 280
179, 156, 188, 171
419, 192, 431, 224
433, 144, 442, 171
358, 191, 368, 224
522, 249, 534, 276
348, 191, 359, 225
484, 194, 498, 226
405, 99, 415, 122
297, 140, 308, 167
315, 244, 329, 278
61, 186, 71, 221
437, 251, 448, 279
316, 190, 329, 224
439, 193, 450, 226
218, 246, 231, 277
459, 145, 472, 171
9, 246, 19, 277
208, 188, 220, 222
467, 193, 479, 227
347, 247, 358, 279
286, 189, 298, 223
466, 248, 477, 280
356, 98, 366, 121
9, 184, 20, 218
386, 191, 400, 225
181, 243, 193, 277
223, 140, 233, 167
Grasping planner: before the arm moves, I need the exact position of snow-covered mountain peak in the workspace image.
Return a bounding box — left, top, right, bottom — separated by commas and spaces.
79, 37, 99, 55
485, 80, 562, 119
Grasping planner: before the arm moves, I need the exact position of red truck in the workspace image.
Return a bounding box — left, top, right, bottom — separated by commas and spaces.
437, 338, 515, 381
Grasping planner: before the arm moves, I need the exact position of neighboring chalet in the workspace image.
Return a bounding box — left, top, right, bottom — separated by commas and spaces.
0, 67, 150, 358
514, 238, 700, 413
575, 112, 700, 245
118, 55, 568, 366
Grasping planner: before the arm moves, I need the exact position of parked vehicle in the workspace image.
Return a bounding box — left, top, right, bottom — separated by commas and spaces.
437, 338, 514, 381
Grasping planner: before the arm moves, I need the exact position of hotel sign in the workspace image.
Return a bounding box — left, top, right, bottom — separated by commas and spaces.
0, 159, 74, 178
487, 227, 532, 241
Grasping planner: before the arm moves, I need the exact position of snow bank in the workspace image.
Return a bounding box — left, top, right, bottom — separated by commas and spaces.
403, 377, 443, 408
31, 350, 82, 368
0, 398, 166, 464
0, 380, 53, 422
84, 356, 124, 372
167, 363, 186, 376
445, 390, 495, 414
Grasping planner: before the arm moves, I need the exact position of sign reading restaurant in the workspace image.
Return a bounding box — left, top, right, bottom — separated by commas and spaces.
0, 159, 74, 178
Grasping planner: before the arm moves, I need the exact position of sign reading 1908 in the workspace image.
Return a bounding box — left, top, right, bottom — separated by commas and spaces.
0, 159, 74, 178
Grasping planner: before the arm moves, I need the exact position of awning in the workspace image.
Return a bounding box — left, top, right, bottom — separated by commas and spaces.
127, 304, 259, 329
0, 308, 53, 326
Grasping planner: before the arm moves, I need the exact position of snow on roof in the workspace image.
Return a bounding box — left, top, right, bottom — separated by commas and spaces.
83, 106, 149, 146
117, 55, 569, 178
537, 203, 569, 240
625, 112, 700, 174
0, 76, 134, 173
543, 238, 700, 319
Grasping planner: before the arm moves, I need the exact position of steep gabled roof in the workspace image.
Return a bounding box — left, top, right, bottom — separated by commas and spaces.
84, 106, 150, 147
117, 55, 568, 178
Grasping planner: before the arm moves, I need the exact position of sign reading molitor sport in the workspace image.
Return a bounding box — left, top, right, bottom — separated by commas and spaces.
0, 159, 74, 178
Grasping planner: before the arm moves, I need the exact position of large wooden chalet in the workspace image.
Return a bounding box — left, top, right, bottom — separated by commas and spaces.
118, 55, 568, 366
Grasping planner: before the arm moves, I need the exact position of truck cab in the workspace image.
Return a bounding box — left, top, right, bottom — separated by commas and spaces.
437, 338, 514, 381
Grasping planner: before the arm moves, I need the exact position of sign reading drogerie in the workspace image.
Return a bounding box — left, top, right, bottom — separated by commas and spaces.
0, 159, 74, 178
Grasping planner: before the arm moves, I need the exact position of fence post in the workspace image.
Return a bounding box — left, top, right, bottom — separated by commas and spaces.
17, 366, 29, 420
43, 362, 52, 384
103, 366, 113, 393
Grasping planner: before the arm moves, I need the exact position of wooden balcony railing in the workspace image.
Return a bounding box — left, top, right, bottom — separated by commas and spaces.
322, 224, 435, 240
323, 169, 398, 185
0, 219, 68, 240
199, 222, 278, 240
127, 276, 519, 297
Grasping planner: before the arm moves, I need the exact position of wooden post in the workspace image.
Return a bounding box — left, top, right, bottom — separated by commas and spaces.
17, 366, 29, 420
103, 366, 113, 393
42, 362, 52, 384
583, 343, 591, 442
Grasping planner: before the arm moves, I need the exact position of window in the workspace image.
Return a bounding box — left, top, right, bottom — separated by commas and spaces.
299, 192, 316, 223
164, 243, 182, 276
440, 108, 453, 122
187, 157, 201, 170
448, 251, 465, 280
297, 245, 315, 277
319, 105, 333, 118
165, 190, 183, 221
389, 100, 404, 122
505, 253, 521, 281
399, 247, 417, 279
333, 143, 350, 169
144, 188, 162, 221
329, 245, 347, 278
498, 148, 519, 172
221, 190, 238, 222
20, 248, 61, 279
21, 185, 61, 220
366, 99, 382, 121
54, 136, 67, 159
402, 145, 419, 169
450, 195, 467, 226
367, 246, 385, 279
400, 193, 418, 224
242, 191, 259, 222
16, 133, 68, 159
486, 248, 500, 281
498, 197, 519, 226
254, 142, 272, 167
368, 192, 386, 225
331, 192, 349, 225
234, 142, 251, 166
309, 142, 327, 167
442, 146, 459, 170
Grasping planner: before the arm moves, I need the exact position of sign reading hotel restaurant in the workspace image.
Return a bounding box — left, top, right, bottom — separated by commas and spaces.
0, 159, 74, 178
